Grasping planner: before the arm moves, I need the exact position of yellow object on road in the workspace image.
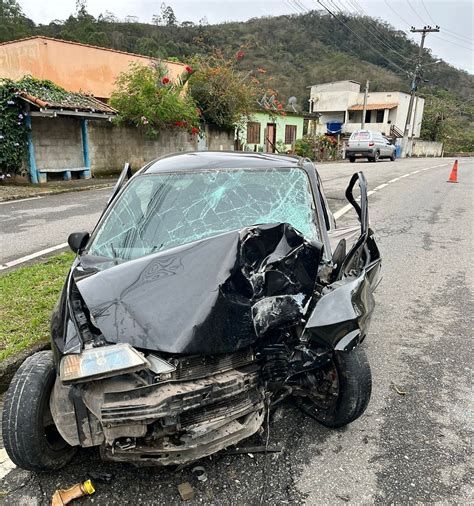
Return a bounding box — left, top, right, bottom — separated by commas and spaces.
51, 479, 95, 505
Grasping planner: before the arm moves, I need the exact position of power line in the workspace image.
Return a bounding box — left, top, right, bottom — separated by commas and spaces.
420, 0, 437, 26
383, 0, 411, 29
406, 0, 426, 25
315, 0, 410, 74
336, 0, 412, 59
431, 34, 473, 51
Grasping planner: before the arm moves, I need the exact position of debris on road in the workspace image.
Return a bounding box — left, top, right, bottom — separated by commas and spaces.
51, 479, 95, 505
87, 471, 114, 483
177, 482, 195, 501
391, 382, 407, 395
221, 446, 282, 455
191, 466, 207, 482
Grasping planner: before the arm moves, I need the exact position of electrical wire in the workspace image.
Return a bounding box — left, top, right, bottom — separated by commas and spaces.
383, 0, 412, 28
431, 34, 473, 52
336, 0, 412, 59
315, 0, 410, 74
405, 0, 426, 25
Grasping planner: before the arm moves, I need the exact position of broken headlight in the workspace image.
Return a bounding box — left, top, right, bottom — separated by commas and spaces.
60, 343, 149, 383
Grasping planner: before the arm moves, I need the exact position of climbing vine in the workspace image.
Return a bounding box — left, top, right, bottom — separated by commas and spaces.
0, 76, 98, 176
0, 80, 28, 176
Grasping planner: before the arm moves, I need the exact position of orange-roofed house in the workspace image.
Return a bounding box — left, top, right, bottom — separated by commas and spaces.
0, 36, 187, 101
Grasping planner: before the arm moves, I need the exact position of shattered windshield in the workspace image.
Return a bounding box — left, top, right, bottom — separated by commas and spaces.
88, 167, 319, 261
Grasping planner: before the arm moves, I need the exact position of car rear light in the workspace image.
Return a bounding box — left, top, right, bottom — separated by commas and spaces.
368, 142, 374, 147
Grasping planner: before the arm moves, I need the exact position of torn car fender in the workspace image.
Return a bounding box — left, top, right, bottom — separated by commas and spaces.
302, 270, 376, 351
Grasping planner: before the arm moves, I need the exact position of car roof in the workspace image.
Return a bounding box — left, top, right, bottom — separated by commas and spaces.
142, 151, 305, 174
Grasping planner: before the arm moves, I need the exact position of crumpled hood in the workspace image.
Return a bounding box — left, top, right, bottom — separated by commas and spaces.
71, 224, 324, 355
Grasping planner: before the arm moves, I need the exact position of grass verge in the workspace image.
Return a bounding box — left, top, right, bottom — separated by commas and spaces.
0, 252, 74, 362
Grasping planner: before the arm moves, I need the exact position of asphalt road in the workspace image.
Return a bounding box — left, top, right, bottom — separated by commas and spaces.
0, 157, 472, 504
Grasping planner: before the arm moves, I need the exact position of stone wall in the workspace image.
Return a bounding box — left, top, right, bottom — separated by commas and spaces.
32, 116, 84, 171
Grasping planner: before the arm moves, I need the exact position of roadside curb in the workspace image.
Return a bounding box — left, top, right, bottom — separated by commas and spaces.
0, 341, 50, 393
0, 182, 115, 203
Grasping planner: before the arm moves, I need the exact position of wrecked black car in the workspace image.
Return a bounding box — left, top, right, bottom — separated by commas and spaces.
2, 152, 381, 471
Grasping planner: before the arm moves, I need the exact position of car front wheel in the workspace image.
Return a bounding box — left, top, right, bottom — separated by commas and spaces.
2, 351, 77, 471
349, 157, 356, 163
296, 346, 372, 428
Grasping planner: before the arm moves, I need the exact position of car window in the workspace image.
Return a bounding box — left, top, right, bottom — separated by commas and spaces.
88, 168, 319, 261
350, 131, 371, 140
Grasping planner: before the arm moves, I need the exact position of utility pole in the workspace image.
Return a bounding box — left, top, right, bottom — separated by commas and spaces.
402, 26, 439, 154
361, 79, 369, 129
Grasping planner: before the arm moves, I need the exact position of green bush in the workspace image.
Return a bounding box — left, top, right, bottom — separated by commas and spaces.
110, 62, 200, 136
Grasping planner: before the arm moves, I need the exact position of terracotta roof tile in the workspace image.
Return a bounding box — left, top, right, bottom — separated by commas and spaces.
348, 103, 398, 111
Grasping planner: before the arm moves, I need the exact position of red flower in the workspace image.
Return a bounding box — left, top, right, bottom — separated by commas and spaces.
235, 50, 245, 61
185, 65, 193, 73
191, 127, 199, 135
277, 103, 283, 110
175, 120, 184, 127
162, 76, 170, 85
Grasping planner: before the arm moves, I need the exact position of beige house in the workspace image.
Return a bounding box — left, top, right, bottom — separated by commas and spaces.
308, 80, 424, 138
0, 36, 187, 101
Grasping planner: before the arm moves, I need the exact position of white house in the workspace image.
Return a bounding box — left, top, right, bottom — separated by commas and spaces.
308, 80, 424, 138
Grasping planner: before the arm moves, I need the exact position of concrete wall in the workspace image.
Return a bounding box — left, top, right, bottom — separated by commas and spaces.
409, 139, 443, 157
0, 37, 186, 100
31, 116, 84, 171
27, 117, 235, 177
88, 121, 198, 173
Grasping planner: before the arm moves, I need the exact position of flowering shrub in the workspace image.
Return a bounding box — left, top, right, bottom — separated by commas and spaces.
188, 51, 273, 131
294, 134, 339, 161
110, 62, 200, 136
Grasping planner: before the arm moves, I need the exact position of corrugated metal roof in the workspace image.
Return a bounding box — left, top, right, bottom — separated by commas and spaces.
348, 103, 398, 111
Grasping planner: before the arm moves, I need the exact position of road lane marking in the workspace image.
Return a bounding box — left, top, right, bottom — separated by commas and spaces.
1, 162, 452, 271
333, 162, 449, 220
0, 196, 43, 205
0, 243, 68, 271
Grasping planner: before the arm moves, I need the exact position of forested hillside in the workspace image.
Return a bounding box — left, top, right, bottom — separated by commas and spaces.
1, 0, 473, 150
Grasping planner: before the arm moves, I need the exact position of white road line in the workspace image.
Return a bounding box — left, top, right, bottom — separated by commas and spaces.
0, 162, 452, 271
0, 243, 68, 271
0, 196, 43, 205
333, 161, 449, 220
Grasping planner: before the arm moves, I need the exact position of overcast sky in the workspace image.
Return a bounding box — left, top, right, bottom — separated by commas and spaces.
18, 0, 473, 74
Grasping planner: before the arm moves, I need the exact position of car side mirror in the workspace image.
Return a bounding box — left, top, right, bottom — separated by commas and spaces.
68, 231, 90, 254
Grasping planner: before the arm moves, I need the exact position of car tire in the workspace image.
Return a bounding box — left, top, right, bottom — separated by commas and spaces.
390, 153, 396, 161
296, 346, 372, 428
2, 351, 77, 472
369, 151, 380, 163
349, 157, 356, 163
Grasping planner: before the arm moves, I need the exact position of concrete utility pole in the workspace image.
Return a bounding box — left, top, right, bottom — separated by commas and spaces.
402, 26, 440, 153
361, 79, 369, 129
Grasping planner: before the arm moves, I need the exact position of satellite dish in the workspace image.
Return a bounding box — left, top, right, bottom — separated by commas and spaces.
288, 96, 297, 112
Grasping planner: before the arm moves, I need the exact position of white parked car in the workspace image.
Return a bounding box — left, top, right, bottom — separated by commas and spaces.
346, 130, 396, 163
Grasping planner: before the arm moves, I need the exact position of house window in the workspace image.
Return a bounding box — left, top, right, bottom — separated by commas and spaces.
285, 125, 297, 144
246, 122, 261, 144
348, 111, 356, 122
365, 110, 372, 123
376, 110, 384, 123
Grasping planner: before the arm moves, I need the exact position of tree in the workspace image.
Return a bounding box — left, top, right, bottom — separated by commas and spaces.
0, 0, 35, 42
160, 3, 177, 26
